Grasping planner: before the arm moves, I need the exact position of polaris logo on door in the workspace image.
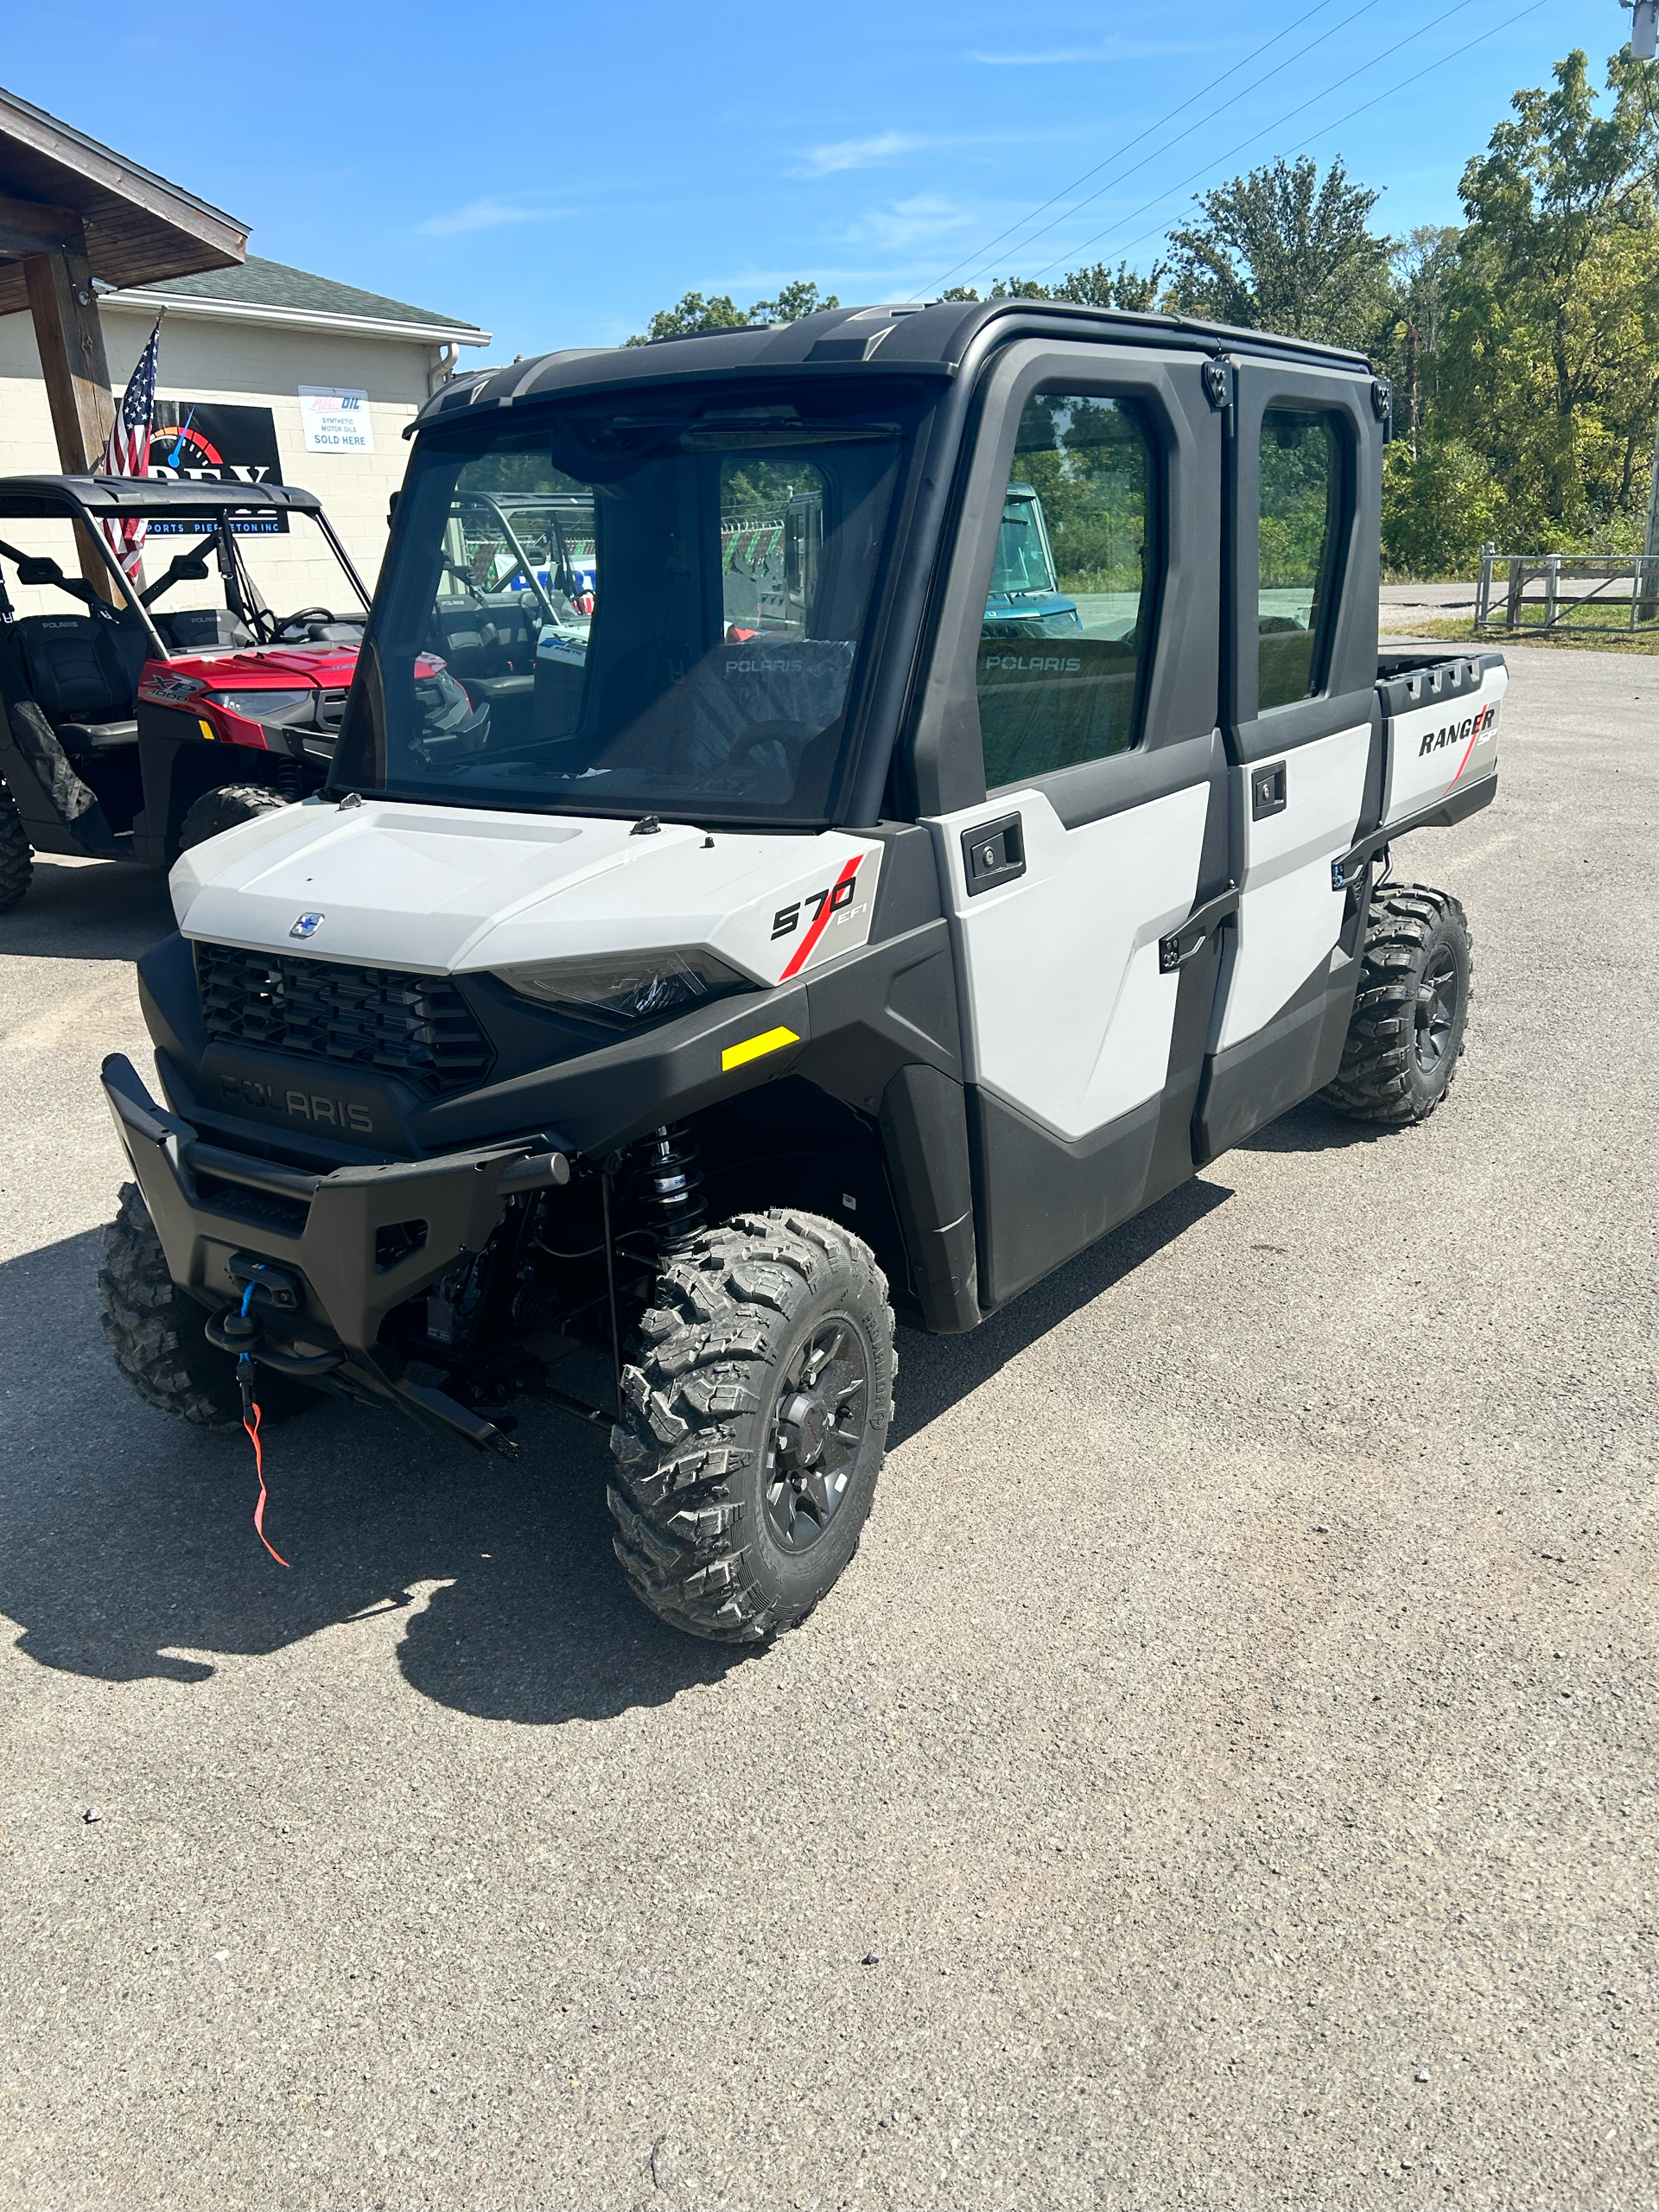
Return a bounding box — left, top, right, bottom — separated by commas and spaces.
982, 652, 1083, 674
289, 912, 324, 938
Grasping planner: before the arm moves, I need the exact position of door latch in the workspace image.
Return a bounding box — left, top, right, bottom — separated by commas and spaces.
962, 812, 1025, 896
1251, 761, 1287, 820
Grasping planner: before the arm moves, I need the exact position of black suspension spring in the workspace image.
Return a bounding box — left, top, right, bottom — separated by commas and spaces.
272, 754, 303, 802
631, 1122, 707, 1257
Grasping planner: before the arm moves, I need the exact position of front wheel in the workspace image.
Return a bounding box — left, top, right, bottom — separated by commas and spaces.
99, 1183, 320, 1427
177, 783, 289, 853
1320, 882, 1473, 1124
608, 1211, 896, 1643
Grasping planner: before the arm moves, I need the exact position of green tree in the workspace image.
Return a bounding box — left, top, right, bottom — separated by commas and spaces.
940, 260, 1163, 309
1431, 47, 1659, 551
626, 279, 839, 346
1165, 156, 1397, 350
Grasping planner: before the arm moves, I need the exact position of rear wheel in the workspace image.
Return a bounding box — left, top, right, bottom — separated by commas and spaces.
1320, 882, 1472, 1124
608, 1211, 895, 1643
0, 779, 32, 912
99, 1183, 317, 1427
178, 783, 289, 852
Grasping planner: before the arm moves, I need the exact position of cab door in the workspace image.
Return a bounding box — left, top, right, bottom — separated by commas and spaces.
1194, 360, 1383, 1159
906, 341, 1230, 1312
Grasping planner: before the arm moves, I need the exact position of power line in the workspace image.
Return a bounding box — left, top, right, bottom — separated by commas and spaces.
926, 0, 1392, 298
1027, 0, 1534, 283
914, 0, 1355, 298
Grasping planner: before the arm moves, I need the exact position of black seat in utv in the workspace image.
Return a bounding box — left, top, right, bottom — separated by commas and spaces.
14, 613, 144, 751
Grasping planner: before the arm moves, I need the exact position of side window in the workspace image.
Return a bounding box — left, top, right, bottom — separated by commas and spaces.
1257, 408, 1343, 710
976, 391, 1157, 789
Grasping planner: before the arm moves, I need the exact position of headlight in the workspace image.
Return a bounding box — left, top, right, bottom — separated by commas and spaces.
202, 689, 313, 727
494, 949, 752, 1026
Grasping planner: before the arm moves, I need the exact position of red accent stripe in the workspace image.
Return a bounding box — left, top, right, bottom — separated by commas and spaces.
1443, 708, 1487, 795
779, 853, 862, 981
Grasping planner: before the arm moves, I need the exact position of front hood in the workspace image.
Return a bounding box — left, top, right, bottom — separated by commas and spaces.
168, 797, 885, 988
143, 644, 360, 690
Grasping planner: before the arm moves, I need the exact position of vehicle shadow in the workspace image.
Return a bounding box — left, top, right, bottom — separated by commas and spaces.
1237, 1097, 1396, 1154
0, 856, 175, 962
0, 1174, 1234, 1726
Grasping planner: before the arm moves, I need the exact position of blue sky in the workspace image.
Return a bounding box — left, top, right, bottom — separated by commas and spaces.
8, 0, 1617, 359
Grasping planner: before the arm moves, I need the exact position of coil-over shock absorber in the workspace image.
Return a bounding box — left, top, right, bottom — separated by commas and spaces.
631, 1123, 707, 1256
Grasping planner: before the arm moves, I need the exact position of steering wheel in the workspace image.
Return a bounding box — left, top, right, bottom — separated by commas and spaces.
280, 606, 336, 632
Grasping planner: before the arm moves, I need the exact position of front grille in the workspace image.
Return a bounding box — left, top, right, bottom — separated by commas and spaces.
316, 687, 349, 732
195, 944, 493, 1096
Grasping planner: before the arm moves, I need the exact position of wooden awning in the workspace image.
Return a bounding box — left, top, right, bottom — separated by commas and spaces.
0, 88, 246, 316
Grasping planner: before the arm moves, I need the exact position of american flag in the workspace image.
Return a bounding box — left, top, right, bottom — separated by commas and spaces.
99, 316, 162, 582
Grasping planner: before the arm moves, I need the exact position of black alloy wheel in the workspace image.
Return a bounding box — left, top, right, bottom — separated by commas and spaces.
1414, 943, 1459, 1077
764, 1318, 871, 1552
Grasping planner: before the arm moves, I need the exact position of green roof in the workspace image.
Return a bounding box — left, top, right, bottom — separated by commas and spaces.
140, 253, 482, 334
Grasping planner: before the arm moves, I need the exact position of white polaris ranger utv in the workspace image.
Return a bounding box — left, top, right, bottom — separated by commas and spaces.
98, 299, 1504, 1643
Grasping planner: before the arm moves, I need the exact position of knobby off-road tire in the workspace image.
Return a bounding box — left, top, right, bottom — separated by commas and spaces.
608, 1211, 896, 1644
1320, 882, 1472, 1124
177, 783, 289, 853
0, 779, 32, 912
99, 1183, 315, 1427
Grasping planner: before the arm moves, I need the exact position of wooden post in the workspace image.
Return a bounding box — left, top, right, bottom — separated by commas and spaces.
18, 213, 120, 604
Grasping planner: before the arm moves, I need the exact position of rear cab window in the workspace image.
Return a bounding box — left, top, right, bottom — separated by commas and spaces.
1257, 407, 1344, 710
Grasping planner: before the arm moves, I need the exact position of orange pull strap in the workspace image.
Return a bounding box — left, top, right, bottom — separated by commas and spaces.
242, 1399, 289, 1568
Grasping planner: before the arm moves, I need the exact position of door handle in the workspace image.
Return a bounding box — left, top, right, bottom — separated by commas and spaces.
1159, 882, 1239, 971
1251, 761, 1287, 820
962, 812, 1025, 895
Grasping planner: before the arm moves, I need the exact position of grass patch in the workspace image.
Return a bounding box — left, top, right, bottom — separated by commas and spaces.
1384, 615, 1659, 657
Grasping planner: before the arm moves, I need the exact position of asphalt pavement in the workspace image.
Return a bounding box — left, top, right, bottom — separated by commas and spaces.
0, 645, 1653, 2211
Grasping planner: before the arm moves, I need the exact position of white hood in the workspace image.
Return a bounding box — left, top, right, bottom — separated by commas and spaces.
168, 796, 886, 988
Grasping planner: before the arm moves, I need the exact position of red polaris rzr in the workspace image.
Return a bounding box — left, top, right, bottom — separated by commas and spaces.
0, 475, 429, 910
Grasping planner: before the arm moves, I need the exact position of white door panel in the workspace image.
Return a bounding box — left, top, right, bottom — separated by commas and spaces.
929, 783, 1209, 1143
1214, 721, 1369, 1052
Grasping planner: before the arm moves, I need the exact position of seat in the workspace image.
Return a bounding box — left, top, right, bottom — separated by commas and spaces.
57, 719, 139, 751
16, 613, 141, 734
155, 607, 255, 651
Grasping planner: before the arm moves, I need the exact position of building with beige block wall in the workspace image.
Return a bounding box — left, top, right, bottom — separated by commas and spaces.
0, 254, 488, 609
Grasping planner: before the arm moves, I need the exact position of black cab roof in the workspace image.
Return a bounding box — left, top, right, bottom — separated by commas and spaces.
414, 297, 1375, 434
0, 475, 324, 521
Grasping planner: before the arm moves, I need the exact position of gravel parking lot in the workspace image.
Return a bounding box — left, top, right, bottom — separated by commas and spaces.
0, 645, 1652, 2211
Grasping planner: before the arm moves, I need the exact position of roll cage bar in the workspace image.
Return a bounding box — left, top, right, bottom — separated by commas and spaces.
0, 474, 372, 659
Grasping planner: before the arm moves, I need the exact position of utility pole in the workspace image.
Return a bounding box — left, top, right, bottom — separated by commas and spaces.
1625, 0, 1657, 59
1641, 398, 1659, 623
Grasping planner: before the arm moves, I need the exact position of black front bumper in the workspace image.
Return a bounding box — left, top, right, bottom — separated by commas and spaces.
101, 1053, 569, 1453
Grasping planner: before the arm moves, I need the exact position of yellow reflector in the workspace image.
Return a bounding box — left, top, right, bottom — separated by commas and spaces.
721, 1025, 799, 1072
197, 717, 217, 742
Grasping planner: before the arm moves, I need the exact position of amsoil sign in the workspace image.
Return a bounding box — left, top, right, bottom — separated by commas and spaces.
298, 387, 374, 454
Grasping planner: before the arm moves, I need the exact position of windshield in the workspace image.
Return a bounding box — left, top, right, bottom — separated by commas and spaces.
134, 508, 368, 651
333, 382, 925, 825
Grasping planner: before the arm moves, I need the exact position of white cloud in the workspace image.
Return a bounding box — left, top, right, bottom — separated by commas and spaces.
415, 198, 562, 238
792, 131, 926, 179
844, 195, 982, 254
